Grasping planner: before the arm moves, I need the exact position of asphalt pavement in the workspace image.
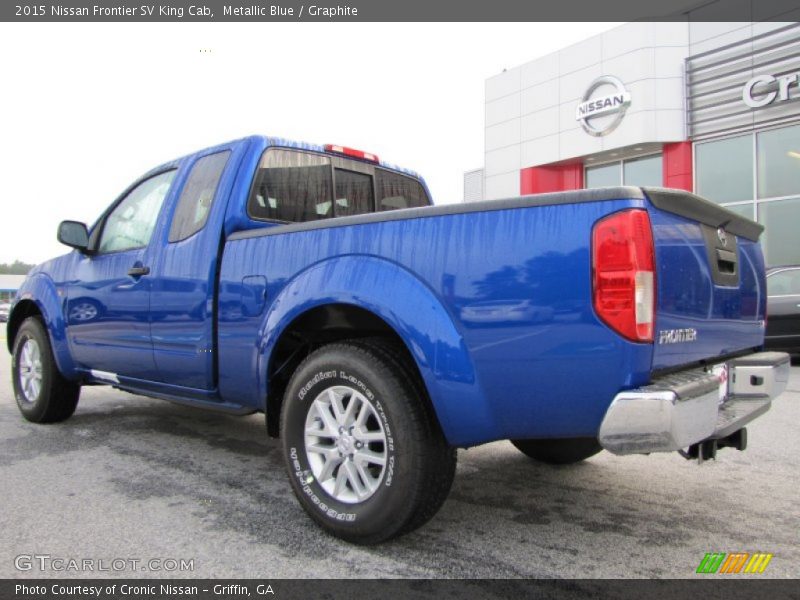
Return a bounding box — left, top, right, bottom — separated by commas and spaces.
1, 338, 798, 578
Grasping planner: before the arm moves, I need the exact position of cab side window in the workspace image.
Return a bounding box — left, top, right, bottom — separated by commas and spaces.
98, 170, 176, 254
169, 151, 231, 242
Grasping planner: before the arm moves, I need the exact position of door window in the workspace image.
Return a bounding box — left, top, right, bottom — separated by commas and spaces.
169, 151, 231, 242
98, 170, 176, 253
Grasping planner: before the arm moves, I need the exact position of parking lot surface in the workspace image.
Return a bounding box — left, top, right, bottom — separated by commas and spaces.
0, 342, 798, 579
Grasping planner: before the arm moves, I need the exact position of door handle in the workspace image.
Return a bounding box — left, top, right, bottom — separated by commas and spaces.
128, 265, 150, 277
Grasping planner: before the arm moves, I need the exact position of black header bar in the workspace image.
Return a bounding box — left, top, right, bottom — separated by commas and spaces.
3, 579, 800, 600
2, 0, 800, 22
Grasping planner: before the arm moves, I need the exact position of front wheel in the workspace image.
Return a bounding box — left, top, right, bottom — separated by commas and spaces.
281, 340, 456, 544
12, 317, 80, 423
511, 437, 602, 465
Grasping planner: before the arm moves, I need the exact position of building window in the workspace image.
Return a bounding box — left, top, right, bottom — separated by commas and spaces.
585, 163, 619, 188
585, 153, 662, 189
623, 154, 662, 187
694, 123, 800, 267
757, 124, 800, 200
696, 135, 753, 204
758, 198, 800, 267
722, 203, 755, 221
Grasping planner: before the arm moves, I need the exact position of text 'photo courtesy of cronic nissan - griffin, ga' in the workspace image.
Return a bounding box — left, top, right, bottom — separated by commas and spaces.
6, 135, 790, 543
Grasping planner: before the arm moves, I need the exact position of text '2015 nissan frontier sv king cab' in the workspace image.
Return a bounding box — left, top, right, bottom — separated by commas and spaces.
7, 136, 790, 543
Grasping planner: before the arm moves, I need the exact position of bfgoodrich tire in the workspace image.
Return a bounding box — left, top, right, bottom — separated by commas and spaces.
511, 438, 602, 465
281, 340, 456, 544
12, 317, 80, 423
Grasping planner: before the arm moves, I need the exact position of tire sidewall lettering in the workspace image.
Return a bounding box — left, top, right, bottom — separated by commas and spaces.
289, 446, 357, 522
285, 366, 399, 524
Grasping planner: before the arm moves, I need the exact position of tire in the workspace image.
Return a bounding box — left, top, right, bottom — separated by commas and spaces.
12, 317, 80, 423
349, 338, 456, 537
511, 437, 602, 465
281, 340, 456, 544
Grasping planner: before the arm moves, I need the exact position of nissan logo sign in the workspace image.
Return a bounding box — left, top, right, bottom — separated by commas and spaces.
575, 75, 632, 137
742, 72, 799, 108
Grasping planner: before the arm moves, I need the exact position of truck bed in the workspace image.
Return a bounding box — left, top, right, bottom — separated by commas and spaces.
219, 186, 765, 447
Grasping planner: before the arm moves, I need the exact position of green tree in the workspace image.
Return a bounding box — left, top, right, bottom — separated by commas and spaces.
0, 260, 34, 275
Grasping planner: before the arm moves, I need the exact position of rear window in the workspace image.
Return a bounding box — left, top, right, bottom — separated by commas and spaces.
376, 170, 428, 211
247, 148, 429, 223
334, 168, 374, 217
248, 150, 332, 222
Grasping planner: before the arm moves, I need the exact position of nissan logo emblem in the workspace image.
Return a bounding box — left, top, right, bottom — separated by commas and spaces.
575, 75, 632, 137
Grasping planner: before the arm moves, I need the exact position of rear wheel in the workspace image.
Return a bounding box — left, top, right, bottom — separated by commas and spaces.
12, 317, 80, 423
511, 437, 602, 465
281, 340, 456, 544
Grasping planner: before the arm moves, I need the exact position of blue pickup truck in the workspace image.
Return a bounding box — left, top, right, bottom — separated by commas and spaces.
7, 136, 790, 543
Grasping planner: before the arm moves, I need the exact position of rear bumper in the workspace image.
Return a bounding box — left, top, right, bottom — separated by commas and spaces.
599, 351, 791, 455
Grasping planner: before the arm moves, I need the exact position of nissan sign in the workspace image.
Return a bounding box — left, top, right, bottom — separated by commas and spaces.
742, 72, 799, 108
576, 75, 631, 137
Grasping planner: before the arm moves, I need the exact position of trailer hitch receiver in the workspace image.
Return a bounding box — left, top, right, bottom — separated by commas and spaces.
681, 428, 748, 463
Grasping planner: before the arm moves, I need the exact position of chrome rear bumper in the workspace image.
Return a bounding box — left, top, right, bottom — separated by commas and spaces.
599, 351, 791, 455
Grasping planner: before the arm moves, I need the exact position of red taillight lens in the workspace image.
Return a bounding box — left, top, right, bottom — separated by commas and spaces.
592, 209, 655, 343
324, 144, 379, 163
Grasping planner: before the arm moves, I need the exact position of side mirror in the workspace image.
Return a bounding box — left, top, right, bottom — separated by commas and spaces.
57, 220, 90, 252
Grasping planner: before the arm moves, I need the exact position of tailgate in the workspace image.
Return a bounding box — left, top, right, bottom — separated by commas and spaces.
643, 188, 767, 371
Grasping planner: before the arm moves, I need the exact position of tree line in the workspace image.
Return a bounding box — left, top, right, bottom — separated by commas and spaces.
0, 260, 34, 275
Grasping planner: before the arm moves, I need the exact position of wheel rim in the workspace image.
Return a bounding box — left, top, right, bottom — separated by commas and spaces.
304, 385, 388, 504
18, 338, 43, 403
70, 302, 97, 322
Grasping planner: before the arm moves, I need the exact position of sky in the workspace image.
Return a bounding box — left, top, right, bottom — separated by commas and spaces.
0, 21, 620, 264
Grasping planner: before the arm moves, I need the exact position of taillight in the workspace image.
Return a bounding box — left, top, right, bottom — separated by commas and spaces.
592, 209, 655, 343
324, 144, 379, 163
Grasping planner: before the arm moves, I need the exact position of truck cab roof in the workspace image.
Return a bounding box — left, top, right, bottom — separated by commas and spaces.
141, 135, 426, 188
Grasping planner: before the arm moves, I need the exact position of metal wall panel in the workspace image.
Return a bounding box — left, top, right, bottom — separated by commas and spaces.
686, 23, 800, 140
463, 169, 484, 202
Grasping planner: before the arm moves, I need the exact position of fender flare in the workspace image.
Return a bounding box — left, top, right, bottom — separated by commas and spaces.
10, 273, 79, 379
257, 255, 497, 446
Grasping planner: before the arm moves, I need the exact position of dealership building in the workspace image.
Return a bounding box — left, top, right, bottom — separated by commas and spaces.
467, 21, 800, 267
0, 274, 25, 303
